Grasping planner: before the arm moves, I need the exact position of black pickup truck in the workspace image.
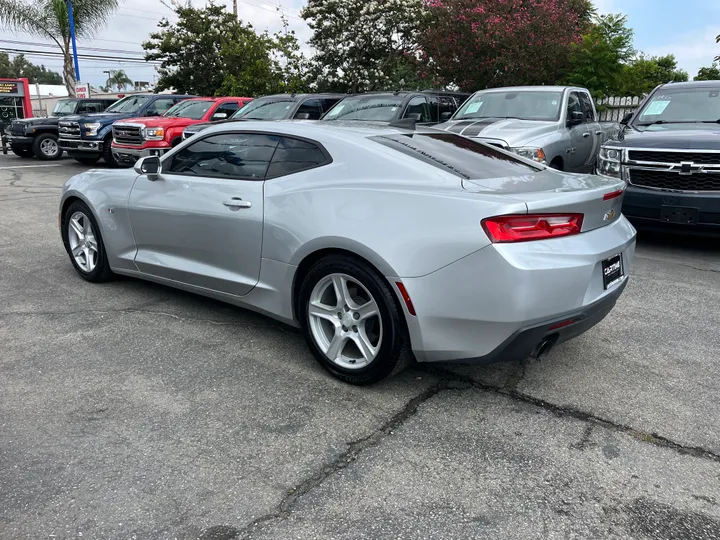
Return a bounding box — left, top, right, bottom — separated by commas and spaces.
598, 81, 720, 235
5, 97, 117, 160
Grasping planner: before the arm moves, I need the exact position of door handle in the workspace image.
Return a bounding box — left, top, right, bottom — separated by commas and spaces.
595, 130, 603, 135
582, 132, 590, 138
223, 198, 252, 209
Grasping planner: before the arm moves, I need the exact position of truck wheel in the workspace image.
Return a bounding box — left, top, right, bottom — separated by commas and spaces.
32, 133, 62, 161
11, 147, 34, 158
75, 157, 101, 165
102, 137, 120, 167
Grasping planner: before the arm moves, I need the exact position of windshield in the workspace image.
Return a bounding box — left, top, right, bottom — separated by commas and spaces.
164, 100, 215, 120
635, 86, 720, 126
105, 95, 152, 114
232, 99, 294, 120
453, 90, 563, 121
323, 96, 405, 121
52, 100, 77, 116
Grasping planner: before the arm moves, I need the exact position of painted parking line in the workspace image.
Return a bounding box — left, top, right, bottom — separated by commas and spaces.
0, 164, 66, 170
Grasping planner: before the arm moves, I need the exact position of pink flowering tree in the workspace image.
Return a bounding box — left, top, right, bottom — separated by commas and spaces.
418, 0, 593, 91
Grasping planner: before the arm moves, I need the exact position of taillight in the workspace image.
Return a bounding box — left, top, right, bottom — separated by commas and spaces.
481, 214, 584, 243
603, 189, 623, 201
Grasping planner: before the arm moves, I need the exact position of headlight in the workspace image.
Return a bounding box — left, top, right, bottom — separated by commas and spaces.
143, 127, 164, 140
597, 146, 622, 179
510, 146, 547, 165
83, 122, 101, 136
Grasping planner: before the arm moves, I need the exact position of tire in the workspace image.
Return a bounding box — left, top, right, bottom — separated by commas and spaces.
11, 146, 34, 158
298, 255, 412, 385
75, 156, 101, 165
61, 200, 114, 283
102, 137, 120, 167
32, 133, 62, 160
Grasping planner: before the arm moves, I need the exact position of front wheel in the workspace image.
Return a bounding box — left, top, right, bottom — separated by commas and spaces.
61, 200, 114, 282
32, 133, 62, 160
298, 255, 412, 385
102, 138, 120, 167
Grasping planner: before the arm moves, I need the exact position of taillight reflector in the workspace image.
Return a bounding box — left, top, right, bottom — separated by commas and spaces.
548, 319, 575, 331
481, 214, 584, 243
603, 189, 624, 201
395, 282, 416, 316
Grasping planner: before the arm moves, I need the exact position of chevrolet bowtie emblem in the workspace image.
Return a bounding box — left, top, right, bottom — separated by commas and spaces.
604, 209, 616, 221
677, 161, 703, 175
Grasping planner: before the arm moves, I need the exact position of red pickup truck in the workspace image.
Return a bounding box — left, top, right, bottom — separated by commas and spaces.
110, 96, 252, 164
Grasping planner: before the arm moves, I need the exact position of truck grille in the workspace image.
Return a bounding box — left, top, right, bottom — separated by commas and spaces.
112, 125, 143, 146
59, 121, 81, 139
629, 169, 720, 192
628, 150, 720, 165
11, 122, 25, 136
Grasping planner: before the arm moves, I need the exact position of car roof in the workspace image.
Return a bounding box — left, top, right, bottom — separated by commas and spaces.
472, 86, 573, 93
254, 93, 347, 100
183, 96, 252, 102
658, 80, 720, 89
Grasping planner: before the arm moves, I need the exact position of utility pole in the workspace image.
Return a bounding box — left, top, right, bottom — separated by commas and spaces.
65, 0, 81, 82
233, 0, 237, 18
35, 81, 44, 116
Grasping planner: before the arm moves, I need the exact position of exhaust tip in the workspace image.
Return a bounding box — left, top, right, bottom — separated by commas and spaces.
530, 338, 556, 360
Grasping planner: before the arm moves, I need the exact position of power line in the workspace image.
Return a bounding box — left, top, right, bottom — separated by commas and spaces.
0, 47, 160, 65
0, 39, 146, 56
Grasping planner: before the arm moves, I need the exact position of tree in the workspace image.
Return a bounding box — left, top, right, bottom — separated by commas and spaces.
617, 54, 688, 96
0, 52, 63, 84
716, 33, 719, 62
562, 14, 634, 100
0, 0, 120, 96
301, 0, 427, 93
695, 63, 720, 81
105, 69, 133, 91
417, 0, 594, 91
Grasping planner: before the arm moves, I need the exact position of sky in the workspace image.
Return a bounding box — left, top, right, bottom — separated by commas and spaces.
2, 0, 719, 91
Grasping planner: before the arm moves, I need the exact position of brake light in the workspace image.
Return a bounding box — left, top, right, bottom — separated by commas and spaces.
481, 214, 584, 243
603, 189, 624, 201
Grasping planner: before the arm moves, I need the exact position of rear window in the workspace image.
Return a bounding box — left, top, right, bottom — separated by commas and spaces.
370, 132, 541, 179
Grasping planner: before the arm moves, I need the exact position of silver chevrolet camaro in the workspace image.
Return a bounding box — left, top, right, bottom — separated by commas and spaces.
59, 120, 636, 384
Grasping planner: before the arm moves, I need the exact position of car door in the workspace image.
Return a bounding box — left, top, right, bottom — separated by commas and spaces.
567, 91, 593, 172
128, 131, 280, 296
579, 91, 602, 171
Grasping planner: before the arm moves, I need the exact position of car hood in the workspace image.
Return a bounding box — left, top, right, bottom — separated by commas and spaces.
435, 118, 558, 146
118, 116, 201, 128
62, 112, 127, 123
18, 116, 62, 125
606, 127, 720, 150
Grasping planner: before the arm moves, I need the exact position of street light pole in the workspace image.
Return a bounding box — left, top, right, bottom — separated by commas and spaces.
65, 0, 81, 82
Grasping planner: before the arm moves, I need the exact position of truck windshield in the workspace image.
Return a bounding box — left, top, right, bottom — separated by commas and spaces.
232, 99, 294, 120
635, 86, 720, 126
105, 95, 152, 114
323, 96, 405, 121
164, 100, 214, 120
52, 100, 77, 116
453, 91, 563, 121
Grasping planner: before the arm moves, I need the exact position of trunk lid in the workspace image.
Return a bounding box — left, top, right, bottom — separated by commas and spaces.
462, 169, 626, 232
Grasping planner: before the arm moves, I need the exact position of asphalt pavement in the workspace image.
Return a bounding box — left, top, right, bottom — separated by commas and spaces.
1, 154, 719, 540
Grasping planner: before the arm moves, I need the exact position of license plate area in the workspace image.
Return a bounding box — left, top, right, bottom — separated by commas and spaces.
602, 254, 623, 290
661, 205, 699, 225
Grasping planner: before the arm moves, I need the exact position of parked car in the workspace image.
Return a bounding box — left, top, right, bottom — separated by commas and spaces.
59, 120, 635, 385
5, 97, 118, 160
598, 81, 720, 235
111, 96, 252, 165
435, 86, 620, 172
182, 93, 345, 140
58, 93, 196, 166
320, 90, 470, 126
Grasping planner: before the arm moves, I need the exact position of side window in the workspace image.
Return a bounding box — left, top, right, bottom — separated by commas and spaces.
146, 98, 176, 116
579, 92, 595, 122
213, 101, 240, 119
427, 96, 458, 122
266, 137, 331, 178
77, 101, 102, 114
295, 99, 323, 120
404, 97, 431, 122
320, 98, 342, 113
165, 133, 280, 180
567, 92, 584, 123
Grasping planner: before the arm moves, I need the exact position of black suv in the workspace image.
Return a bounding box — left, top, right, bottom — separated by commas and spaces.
182, 93, 346, 140
320, 90, 470, 126
6, 97, 117, 160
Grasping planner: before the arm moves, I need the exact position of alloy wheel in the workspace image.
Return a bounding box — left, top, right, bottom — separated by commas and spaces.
40, 138, 58, 157
67, 211, 98, 273
308, 273, 383, 370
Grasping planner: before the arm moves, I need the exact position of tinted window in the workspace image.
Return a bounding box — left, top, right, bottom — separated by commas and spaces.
455, 90, 563, 121
266, 137, 330, 178
427, 95, 459, 122
320, 98, 343, 113
214, 101, 240, 118
322, 95, 405, 121
295, 99, 323, 120
579, 92, 595, 121
77, 101, 104, 114
404, 97, 431, 122
568, 92, 584, 122
166, 133, 280, 180
147, 98, 176, 116
370, 132, 541, 180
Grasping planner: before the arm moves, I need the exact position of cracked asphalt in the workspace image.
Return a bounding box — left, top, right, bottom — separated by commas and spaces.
1, 154, 719, 540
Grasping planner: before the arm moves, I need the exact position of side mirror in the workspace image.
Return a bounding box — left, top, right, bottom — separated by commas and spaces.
567, 110, 584, 126
295, 112, 310, 120
134, 155, 161, 181
440, 111, 452, 121
620, 112, 633, 125
212, 112, 227, 121
407, 113, 422, 121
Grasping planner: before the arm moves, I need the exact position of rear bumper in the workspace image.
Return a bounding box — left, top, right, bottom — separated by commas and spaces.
58, 138, 103, 153
400, 216, 637, 363
623, 185, 720, 234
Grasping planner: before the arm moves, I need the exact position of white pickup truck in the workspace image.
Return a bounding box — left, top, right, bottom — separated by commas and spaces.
435, 85, 620, 173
